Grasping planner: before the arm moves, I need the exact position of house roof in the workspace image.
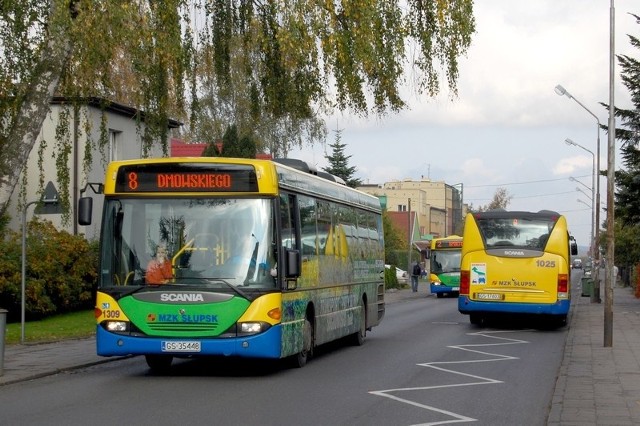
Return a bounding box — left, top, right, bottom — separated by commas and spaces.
170, 138, 207, 156
50, 97, 183, 128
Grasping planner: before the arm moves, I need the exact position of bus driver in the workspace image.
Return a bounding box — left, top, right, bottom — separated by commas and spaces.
145, 243, 173, 284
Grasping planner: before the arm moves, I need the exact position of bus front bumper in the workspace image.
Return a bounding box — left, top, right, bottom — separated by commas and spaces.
430, 284, 460, 294
96, 324, 283, 359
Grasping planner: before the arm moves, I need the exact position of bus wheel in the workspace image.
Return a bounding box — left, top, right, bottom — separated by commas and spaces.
145, 355, 173, 372
293, 318, 314, 368
469, 314, 483, 326
436, 293, 443, 298
351, 300, 367, 346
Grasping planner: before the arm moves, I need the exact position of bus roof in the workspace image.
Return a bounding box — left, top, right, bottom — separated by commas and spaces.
102, 157, 382, 213
471, 210, 561, 219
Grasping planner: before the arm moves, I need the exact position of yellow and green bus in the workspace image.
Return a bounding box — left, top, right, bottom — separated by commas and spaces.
79, 157, 385, 370
428, 235, 462, 298
458, 210, 577, 326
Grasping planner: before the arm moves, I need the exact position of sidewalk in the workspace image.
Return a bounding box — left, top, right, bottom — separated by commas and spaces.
548, 284, 640, 425
1, 282, 639, 425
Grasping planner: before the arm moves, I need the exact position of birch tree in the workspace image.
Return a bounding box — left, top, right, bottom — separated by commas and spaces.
0, 0, 476, 218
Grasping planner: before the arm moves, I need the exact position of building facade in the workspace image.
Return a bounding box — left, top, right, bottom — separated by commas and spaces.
357, 178, 464, 239
6, 98, 181, 240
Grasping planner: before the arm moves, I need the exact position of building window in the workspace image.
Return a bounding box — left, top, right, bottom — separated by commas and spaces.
398, 204, 407, 212
108, 130, 121, 161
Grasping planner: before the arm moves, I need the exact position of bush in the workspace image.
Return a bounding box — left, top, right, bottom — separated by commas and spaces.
0, 219, 98, 322
385, 265, 400, 289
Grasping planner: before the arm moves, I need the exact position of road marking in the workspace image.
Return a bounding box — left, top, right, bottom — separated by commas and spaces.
370, 330, 531, 426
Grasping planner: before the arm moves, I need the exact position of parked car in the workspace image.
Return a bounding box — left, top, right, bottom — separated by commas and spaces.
572, 258, 583, 269
384, 264, 408, 284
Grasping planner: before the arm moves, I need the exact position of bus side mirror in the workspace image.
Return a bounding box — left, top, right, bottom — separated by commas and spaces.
423, 249, 430, 259
78, 197, 93, 225
285, 249, 300, 278
569, 237, 578, 256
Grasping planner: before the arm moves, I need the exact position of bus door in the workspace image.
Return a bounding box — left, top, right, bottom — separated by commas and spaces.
279, 192, 301, 289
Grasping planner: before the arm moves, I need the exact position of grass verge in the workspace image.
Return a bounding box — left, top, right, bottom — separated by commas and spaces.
4, 310, 95, 345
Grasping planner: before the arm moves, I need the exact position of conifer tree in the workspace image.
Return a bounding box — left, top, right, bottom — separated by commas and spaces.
323, 129, 362, 188
601, 13, 640, 273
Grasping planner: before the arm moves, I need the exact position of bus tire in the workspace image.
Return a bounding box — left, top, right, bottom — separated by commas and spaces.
469, 314, 483, 326
145, 354, 173, 372
436, 293, 443, 298
293, 317, 314, 368
351, 300, 367, 346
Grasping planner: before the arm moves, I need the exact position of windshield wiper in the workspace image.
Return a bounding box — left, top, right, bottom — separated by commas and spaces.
198, 278, 251, 300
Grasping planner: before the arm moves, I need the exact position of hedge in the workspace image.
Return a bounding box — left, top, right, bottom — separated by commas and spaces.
0, 219, 98, 322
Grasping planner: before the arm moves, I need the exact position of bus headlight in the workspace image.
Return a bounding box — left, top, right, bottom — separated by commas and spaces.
239, 322, 270, 335
105, 321, 129, 332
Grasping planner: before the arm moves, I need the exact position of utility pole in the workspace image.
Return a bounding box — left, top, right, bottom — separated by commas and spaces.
407, 198, 412, 274
604, 0, 615, 347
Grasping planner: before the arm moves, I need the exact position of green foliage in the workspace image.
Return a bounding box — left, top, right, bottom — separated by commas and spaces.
323, 128, 362, 188
0, 213, 9, 236
0, 219, 97, 322
384, 265, 400, 289
469, 187, 513, 212
604, 14, 640, 267
1, 1, 476, 216
201, 124, 258, 158
383, 209, 406, 262
610, 14, 640, 228
612, 222, 640, 268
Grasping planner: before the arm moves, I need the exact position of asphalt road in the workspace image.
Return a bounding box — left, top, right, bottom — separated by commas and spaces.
0, 292, 566, 426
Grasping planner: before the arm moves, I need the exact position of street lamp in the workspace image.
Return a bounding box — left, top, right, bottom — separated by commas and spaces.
566, 137, 596, 260
577, 198, 592, 209
576, 187, 592, 202
556, 85, 602, 303
570, 176, 591, 192
577, 196, 594, 256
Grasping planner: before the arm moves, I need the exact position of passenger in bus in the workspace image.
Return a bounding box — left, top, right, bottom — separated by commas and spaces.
145, 243, 173, 284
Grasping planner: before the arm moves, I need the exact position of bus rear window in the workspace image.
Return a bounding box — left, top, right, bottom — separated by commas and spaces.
476, 216, 557, 249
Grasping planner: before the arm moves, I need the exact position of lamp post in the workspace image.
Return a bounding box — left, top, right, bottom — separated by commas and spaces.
555, 85, 601, 303
566, 137, 596, 260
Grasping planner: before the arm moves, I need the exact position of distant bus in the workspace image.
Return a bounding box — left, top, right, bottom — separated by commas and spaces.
428, 235, 462, 298
458, 210, 577, 326
79, 157, 385, 371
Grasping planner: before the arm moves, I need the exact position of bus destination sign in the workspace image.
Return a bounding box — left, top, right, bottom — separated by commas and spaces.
115, 163, 259, 193
435, 239, 463, 249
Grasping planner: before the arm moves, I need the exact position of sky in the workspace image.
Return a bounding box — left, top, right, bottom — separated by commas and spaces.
289, 0, 638, 250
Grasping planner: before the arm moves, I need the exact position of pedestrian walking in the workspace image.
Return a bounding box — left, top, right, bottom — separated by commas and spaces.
411, 262, 421, 292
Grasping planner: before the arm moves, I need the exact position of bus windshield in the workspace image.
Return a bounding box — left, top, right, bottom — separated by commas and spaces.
476, 216, 557, 249
99, 197, 277, 289
430, 250, 461, 274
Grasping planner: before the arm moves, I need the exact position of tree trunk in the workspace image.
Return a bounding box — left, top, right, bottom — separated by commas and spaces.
0, 1, 75, 217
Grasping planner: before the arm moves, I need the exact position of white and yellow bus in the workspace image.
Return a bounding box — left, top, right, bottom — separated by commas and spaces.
458, 210, 577, 326
79, 157, 385, 370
